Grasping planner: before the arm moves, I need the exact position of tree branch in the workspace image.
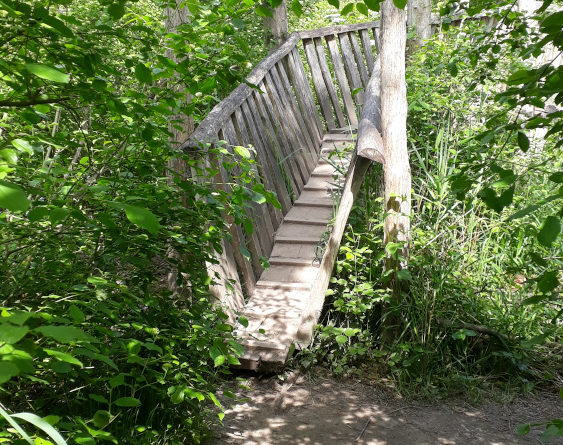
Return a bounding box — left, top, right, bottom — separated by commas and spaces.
0, 97, 71, 108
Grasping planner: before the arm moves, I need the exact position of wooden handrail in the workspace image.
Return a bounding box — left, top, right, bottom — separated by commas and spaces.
181, 33, 301, 149
357, 56, 384, 163
298, 21, 379, 39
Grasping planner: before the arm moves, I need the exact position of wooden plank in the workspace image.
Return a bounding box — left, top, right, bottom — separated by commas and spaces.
213, 129, 257, 296
255, 86, 308, 194
349, 31, 369, 87
338, 32, 364, 105
244, 96, 293, 218
372, 26, 380, 51
232, 108, 276, 257
314, 37, 347, 128
240, 99, 287, 226
357, 57, 384, 163
359, 28, 375, 75
299, 21, 379, 39
252, 89, 302, 197
325, 34, 358, 127
261, 77, 310, 187
275, 61, 319, 168
182, 34, 300, 149
266, 69, 317, 175
302, 38, 337, 131
287, 48, 323, 149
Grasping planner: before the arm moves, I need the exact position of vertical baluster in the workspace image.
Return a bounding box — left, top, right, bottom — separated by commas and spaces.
257, 82, 309, 192
325, 34, 358, 128
288, 47, 323, 148
253, 88, 302, 198
215, 125, 257, 294
302, 38, 337, 130
359, 28, 375, 75
275, 61, 319, 164
232, 109, 275, 258
314, 37, 347, 128
338, 31, 364, 105
349, 31, 369, 87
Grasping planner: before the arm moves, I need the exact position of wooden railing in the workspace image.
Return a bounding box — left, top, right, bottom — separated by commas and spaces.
181, 21, 380, 314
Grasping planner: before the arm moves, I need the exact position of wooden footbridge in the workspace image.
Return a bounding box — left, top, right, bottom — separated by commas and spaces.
182, 21, 385, 370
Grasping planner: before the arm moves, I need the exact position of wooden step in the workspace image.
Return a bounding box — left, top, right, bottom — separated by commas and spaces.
294, 200, 334, 208
255, 281, 312, 290
270, 243, 318, 260
282, 216, 329, 225
275, 236, 321, 244
269, 257, 318, 267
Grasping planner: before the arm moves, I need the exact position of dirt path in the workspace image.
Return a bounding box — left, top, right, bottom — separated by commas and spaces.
216, 374, 562, 445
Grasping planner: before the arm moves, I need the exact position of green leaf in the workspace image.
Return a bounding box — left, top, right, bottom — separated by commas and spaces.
537, 270, 559, 293
393, 0, 407, 9
170, 385, 186, 404
517, 423, 531, 436
549, 172, 563, 183
447, 61, 458, 77
92, 410, 110, 428
35, 325, 95, 343
25, 64, 69, 83
255, 5, 273, 17
135, 63, 152, 84
107, 3, 125, 20
11, 412, 67, 445
234, 145, 251, 159
0, 149, 17, 164
69, 305, 85, 324
44, 349, 84, 367
109, 373, 125, 388
0, 181, 30, 212
0, 324, 29, 344
356, 3, 368, 15
213, 354, 226, 367
364, 0, 380, 11
396, 269, 412, 281
537, 216, 560, 247
517, 131, 530, 152
120, 204, 161, 234
0, 361, 20, 384
335, 335, 347, 345
238, 245, 251, 260
327, 0, 339, 8
290, 0, 303, 16
27, 206, 49, 222
341, 3, 354, 15
114, 397, 141, 407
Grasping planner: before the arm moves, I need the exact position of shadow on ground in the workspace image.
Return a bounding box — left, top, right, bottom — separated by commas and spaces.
215, 375, 562, 445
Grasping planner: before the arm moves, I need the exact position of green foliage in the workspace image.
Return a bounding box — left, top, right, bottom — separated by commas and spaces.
0, 0, 273, 442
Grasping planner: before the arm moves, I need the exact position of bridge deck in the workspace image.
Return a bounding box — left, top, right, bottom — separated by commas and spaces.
236, 132, 355, 370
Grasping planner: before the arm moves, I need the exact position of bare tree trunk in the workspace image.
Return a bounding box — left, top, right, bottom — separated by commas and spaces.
407, 0, 432, 53
165, 1, 194, 295
380, 0, 411, 342
264, 0, 288, 47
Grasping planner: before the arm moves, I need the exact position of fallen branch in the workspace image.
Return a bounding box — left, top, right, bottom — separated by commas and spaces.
436, 318, 508, 342
0, 97, 71, 108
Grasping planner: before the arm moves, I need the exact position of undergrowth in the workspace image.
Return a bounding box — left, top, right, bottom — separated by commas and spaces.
298, 27, 562, 401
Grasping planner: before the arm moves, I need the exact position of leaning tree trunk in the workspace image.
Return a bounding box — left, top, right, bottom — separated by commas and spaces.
380, 0, 411, 342
407, 0, 432, 53
264, 0, 288, 47
165, 0, 194, 295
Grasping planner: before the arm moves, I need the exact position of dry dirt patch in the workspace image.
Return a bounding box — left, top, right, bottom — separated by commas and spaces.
216, 375, 562, 445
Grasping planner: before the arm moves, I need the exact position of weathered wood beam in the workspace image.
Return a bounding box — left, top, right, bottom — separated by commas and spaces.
299, 21, 379, 39
357, 57, 384, 163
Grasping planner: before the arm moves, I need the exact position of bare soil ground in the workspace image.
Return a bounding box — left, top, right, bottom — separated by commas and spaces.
215, 374, 562, 445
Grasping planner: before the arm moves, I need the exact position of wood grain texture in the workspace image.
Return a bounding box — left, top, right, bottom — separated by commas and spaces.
303, 38, 337, 131
338, 32, 364, 106
314, 37, 346, 128
359, 29, 375, 75
349, 31, 369, 87
232, 108, 276, 258
262, 76, 311, 185
325, 34, 358, 128
299, 21, 379, 39
253, 88, 301, 197
287, 48, 323, 148
182, 34, 300, 149
255, 84, 308, 193
357, 57, 384, 163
